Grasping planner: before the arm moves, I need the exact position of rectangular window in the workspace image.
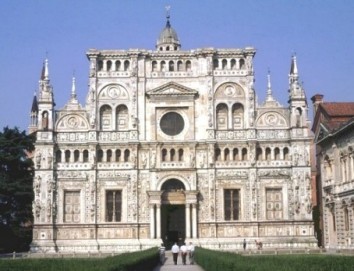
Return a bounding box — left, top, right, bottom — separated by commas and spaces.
224, 189, 240, 220
106, 190, 122, 222
64, 191, 80, 223
266, 188, 283, 220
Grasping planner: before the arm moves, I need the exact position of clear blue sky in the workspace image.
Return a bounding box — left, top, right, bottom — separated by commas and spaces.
1, 0, 354, 131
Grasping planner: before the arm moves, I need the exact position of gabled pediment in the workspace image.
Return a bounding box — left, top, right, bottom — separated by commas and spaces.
315, 123, 329, 143
146, 82, 198, 97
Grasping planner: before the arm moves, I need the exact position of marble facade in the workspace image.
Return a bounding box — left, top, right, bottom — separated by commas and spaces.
29, 15, 317, 253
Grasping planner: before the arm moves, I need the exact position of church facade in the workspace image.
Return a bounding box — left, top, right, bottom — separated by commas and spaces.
29, 16, 317, 253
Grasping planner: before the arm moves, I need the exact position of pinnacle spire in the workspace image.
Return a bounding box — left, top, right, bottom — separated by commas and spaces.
44, 58, 49, 80
71, 75, 77, 100
31, 92, 38, 113
266, 69, 274, 102
289, 54, 299, 84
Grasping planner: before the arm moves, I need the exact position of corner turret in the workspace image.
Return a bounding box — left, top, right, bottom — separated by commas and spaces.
37, 58, 55, 132
288, 55, 309, 133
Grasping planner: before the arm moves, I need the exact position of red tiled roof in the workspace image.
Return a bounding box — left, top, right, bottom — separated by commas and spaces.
320, 102, 354, 117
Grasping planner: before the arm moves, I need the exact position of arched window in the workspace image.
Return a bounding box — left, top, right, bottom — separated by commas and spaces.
344, 207, 349, 231
231, 59, 236, 69
177, 60, 183, 71
83, 150, 89, 162
162, 149, 167, 162
100, 105, 112, 130
161, 61, 166, 71
170, 149, 176, 161
274, 148, 280, 160
256, 148, 262, 161
216, 103, 228, 130
97, 149, 103, 162
166, 46, 170, 51
65, 150, 70, 163
161, 179, 185, 191
232, 103, 244, 129
115, 149, 121, 162
239, 59, 245, 69
56, 150, 62, 163
213, 59, 219, 69
266, 148, 271, 161
242, 148, 248, 161
224, 148, 230, 161
106, 60, 112, 71
233, 148, 239, 161
124, 60, 130, 71
124, 149, 130, 162
296, 107, 302, 127
152, 61, 157, 72
116, 105, 129, 130
42, 111, 49, 130
107, 149, 112, 162
283, 147, 289, 160
178, 149, 184, 161
74, 150, 80, 162
98, 60, 103, 71
115, 60, 121, 71
222, 59, 227, 69
169, 60, 174, 71
186, 60, 191, 71
215, 148, 221, 161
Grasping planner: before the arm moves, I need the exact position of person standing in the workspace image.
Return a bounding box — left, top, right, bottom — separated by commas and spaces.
243, 239, 247, 250
171, 242, 180, 265
187, 242, 195, 264
159, 243, 166, 265
180, 242, 188, 265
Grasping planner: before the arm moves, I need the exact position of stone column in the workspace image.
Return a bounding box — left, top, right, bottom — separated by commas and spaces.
192, 204, 197, 238
150, 204, 155, 239
156, 204, 161, 239
186, 204, 191, 238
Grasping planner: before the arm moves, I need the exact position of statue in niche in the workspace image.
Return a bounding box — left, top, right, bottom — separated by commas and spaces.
35, 151, 41, 169
34, 200, 41, 219
150, 152, 156, 168
42, 112, 49, 130
47, 153, 52, 169
130, 153, 137, 168
141, 152, 147, 169
34, 176, 41, 196
199, 153, 207, 168
190, 152, 195, 167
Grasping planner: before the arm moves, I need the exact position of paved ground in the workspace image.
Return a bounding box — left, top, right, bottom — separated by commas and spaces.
153, 250, 205, 271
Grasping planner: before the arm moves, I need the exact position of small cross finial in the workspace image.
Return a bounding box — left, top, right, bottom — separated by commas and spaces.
165, 5, 171, 18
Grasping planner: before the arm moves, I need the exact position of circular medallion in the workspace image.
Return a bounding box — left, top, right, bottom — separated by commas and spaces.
67, 117, 78, 128
108, 87, 120, 98
265, 113, 278, 125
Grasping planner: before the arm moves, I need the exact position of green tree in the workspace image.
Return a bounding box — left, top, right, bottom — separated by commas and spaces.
0, 127, 35, 252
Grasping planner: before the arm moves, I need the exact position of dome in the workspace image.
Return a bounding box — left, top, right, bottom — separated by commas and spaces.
156, 16, 181, 51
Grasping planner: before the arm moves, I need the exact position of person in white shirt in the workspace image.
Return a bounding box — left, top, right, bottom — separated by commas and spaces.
187, 242, 195, 264
171, 242, 180, 265
180, 242, 188, 265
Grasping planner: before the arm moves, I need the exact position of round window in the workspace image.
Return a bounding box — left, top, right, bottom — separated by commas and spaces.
160, 112, 185, 136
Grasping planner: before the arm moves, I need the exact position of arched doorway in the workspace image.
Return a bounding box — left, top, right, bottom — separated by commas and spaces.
161, 179, 186, 248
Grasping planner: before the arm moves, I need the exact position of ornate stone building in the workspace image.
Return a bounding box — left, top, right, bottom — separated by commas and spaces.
312, 95, 354, 250
29, 15, 317, 253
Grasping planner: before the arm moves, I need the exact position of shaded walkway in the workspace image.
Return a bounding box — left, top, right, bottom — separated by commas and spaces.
153, 250, 205, 271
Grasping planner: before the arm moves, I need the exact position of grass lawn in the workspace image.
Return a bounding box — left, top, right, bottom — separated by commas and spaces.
0, 248, 158, 271
195, 247, 354, 271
